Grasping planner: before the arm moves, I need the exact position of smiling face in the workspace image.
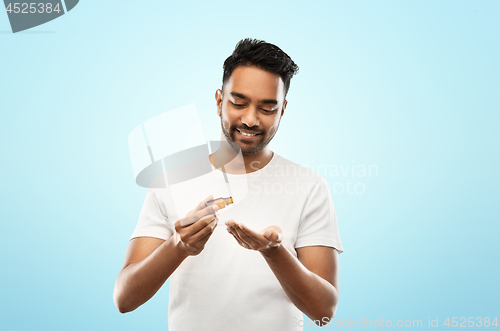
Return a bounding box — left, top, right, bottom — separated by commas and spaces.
216, 65, 287, 155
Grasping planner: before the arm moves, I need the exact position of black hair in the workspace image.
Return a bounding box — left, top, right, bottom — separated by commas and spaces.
222, 38, 299, 97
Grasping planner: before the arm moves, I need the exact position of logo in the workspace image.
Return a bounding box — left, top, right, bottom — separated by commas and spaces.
128, 104, 249, 220
4, 0, 78, 33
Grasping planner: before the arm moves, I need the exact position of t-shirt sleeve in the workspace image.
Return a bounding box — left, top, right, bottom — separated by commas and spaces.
295, 177, 344, 253
129, 188, 174, 241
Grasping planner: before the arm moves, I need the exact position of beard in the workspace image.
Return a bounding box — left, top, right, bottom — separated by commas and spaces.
220, 117, 278, 155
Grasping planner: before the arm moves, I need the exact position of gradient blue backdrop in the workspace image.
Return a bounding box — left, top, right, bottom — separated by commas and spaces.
1, 1, 498, 330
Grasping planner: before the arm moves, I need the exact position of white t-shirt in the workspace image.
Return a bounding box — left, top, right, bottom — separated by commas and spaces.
130, 153, 343, 331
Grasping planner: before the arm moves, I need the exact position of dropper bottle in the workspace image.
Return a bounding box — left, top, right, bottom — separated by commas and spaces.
207, 154, 234, 210
206, 197, 234, 209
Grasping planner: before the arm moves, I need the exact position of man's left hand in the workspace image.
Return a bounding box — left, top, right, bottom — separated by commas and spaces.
225, 220, 282, 252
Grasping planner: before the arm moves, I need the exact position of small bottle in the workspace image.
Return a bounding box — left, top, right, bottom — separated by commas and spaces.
206, 197, 234, 209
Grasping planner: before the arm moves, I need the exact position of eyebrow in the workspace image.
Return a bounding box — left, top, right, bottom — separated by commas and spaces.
230, 92, 278, 105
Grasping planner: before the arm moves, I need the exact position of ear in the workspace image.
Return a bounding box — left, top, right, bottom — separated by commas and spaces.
281, 100, 287, 117
215, 89, 223, 116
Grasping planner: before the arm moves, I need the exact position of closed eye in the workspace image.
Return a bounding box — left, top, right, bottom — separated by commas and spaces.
230, 102, 245, 108
260, 108, 275, 113
230, 101, 275, 113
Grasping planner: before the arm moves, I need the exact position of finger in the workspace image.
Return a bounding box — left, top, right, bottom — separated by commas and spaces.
187, 216, 217, 244
238, 223, 262, 239
181, 213, 217, 236
193, 213, 218, 234
226, 225, 246, 244
181, 195, 215, 224
174, 220, 182, 232
196, 195, 214, 211
227, 227, 251, 249
237, 224, 265, 247
276, 231, 283, 243
225, 220, 237, 228
225, 220, 255, 248
181, 204, 219, 227
227, 223, 245, 243
239, 224, 269, 245
231, 225, 258, 249
194, 204, 219, 220
263, 230, 282, 243
195, 222, 217, 244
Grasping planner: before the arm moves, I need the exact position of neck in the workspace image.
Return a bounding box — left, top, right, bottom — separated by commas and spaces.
240, 149, 274, 173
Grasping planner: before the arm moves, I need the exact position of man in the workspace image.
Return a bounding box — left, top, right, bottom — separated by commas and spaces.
114, 38, 343, 330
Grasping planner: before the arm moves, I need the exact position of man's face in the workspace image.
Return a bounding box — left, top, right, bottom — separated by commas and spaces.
216, 65, 287, 155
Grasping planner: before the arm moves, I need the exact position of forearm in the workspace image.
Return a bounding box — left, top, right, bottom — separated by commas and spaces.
113, 236, 188, 313
261, 245, 338, 324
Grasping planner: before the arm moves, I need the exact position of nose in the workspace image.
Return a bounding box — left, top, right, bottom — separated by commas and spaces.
241, 106, 260, 127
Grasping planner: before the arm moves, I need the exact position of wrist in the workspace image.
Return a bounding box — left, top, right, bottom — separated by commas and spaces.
170, 233, 190, 259
259, 243, 282, 258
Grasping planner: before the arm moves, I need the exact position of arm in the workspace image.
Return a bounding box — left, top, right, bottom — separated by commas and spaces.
113, 196, 219, 313
262, 245, 339, 326
113, 236, 188, 313
225, 222, 339, 326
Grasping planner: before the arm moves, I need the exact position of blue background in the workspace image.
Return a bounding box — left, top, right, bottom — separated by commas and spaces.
1, 1, 498, 330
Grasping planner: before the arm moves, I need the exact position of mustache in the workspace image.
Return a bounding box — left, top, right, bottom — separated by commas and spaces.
231, 125, 263, 134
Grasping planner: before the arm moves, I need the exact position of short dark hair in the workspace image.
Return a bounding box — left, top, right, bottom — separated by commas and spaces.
222, 38, 299, 97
